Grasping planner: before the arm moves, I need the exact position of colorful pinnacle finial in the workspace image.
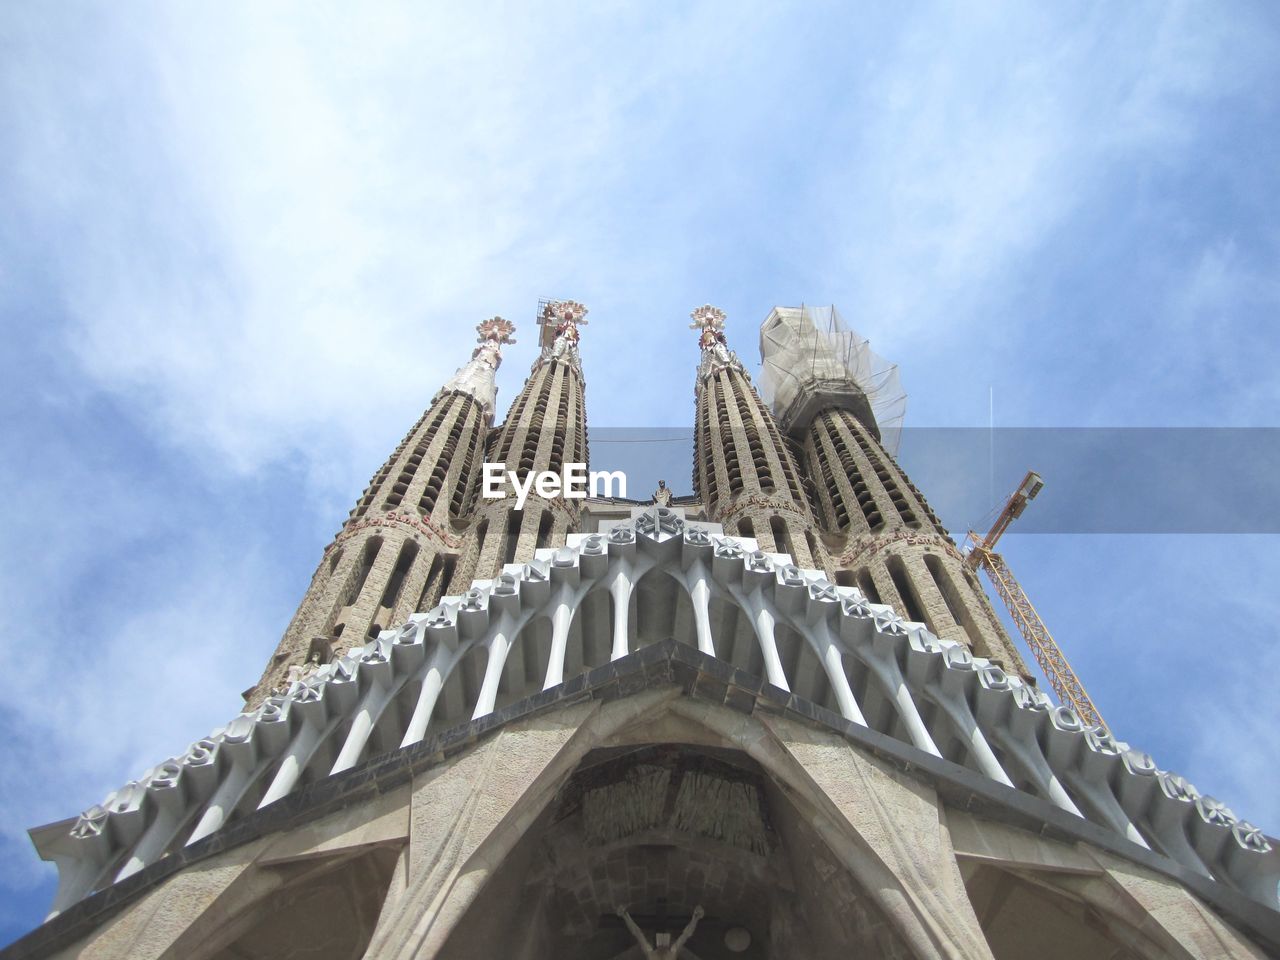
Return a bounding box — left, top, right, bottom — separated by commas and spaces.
477, 316, 516, 345
535, 299, 590, 369
690, 304, 744, 379
689, 304, 727, 335
542, 300, 589, 328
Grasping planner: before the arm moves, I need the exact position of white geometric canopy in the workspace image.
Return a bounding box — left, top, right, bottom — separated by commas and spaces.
32, 506, 1279, 927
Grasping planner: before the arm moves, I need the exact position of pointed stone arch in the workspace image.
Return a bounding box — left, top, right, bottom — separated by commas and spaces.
367, 690, 994, 960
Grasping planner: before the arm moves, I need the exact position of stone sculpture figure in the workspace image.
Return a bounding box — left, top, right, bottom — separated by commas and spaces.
653, 479, 673, 506
690, 304, 744, 376
538, 300, 588, 367
550, 319, 580, 362
616, 905, 704, 959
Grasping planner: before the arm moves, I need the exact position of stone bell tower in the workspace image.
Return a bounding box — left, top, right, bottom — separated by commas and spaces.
447, 299, 591, 592
248, 316, 516, 704
690, 304, 825, 570
759, 306, 1026, 675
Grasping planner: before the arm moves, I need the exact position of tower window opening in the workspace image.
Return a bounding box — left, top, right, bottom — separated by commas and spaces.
804, 529, 820, 567
536, 509, 554, 550
344, 537, 383, 606
856, 568, 881, 604
886, 556, 931, 628
415, 553, 446, 612
420, 402, 472, 517
847, 417, 917, 527
385, 400, 453, 510
715, 378, 745, 496
377, 540, 420, 613
571, 379, 587, 465
925, 554, 985, 650
450, 412, 483, 519
326, 536, 383, 638
496, 383, 532, 463
768, 516, 793, 559
550, 376, 570, 473
438, 554, 459, 600
503, 510, 523, 566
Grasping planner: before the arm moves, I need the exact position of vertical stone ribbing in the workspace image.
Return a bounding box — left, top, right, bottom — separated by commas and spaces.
448, 301, 590, 591
247, 317, 516, 705
806, 409, 945, 536
690, 305, 824, 570
800, 406, 1022, 672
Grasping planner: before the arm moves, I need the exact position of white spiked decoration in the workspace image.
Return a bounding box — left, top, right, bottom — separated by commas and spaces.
476, 315, 516, 346
689, 303, 727, 333
30, 504, 1280, 920
545, 300, 588, 327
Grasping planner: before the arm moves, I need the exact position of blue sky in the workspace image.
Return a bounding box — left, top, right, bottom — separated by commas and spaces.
3, 1, 1280, 944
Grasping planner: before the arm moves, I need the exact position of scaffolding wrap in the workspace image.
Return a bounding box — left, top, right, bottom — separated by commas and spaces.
758, 305, 907, 455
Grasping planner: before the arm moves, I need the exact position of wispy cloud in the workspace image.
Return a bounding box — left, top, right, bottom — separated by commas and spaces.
809, 4, 1278, 377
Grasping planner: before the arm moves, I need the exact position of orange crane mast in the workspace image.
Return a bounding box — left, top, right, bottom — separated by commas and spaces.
964, 471, 1106, 729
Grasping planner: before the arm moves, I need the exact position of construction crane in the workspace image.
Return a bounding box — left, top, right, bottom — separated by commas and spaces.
964, 471, 1106, 729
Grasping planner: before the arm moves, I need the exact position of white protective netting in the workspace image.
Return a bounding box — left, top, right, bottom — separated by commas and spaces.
757, 305, 907, 455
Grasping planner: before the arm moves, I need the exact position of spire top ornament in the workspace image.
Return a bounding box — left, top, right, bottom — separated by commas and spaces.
689, 303, 727, 336
536, 299, 589, 369
690, 303, 744, 379
544, 300, 588, 327
440, 315, 517, 413
476, 316, 516, 347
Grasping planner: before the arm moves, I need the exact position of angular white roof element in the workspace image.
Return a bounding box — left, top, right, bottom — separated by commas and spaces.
29, 506, 1279, 932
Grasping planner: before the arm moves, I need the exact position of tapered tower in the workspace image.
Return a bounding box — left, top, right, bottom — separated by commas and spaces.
690, 305, 825, 569
448, 299, 590, 589
247, 317, 516, 704
759, 306, 1026, 674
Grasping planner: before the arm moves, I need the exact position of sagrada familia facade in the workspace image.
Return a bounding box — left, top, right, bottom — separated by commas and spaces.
9, 304, 1278, 959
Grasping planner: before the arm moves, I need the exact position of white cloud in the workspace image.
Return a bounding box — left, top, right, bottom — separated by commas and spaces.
811, 4, 1276, 378
9, 3, 663, 487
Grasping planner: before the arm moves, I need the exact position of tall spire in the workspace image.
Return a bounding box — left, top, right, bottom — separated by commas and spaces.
439, 316, 516, 414
758, 305, 1027, 675
244, 316, 515, 705
448, 299, 592, 588
689, 304, 824, 569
